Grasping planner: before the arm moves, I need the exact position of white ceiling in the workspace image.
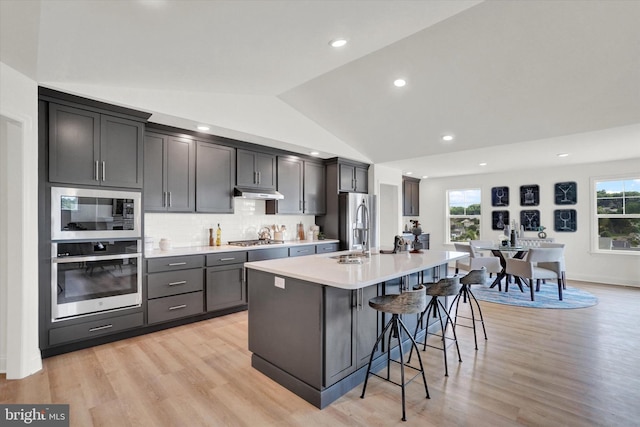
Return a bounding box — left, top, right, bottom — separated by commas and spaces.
2, 0, 639, 178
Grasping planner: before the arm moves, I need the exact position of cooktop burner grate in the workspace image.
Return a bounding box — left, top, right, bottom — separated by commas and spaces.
227, 239, 285, 247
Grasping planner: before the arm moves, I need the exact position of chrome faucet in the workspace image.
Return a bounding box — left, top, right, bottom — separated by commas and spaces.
355, 199, 371, 258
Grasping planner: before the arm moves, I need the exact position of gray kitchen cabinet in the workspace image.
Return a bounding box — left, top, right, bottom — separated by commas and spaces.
266, 157, 325, 215
146, 255, 204, 324
339, 162, 368, 193
49, 103, 143, 188
316, 242, 339, 253
206, 251, 247, 312
48, 312, 144, 346
324, 284, 380, 387
403, 177, 420, 216
144, 132, 196, 212
289, 245, 315, 257
247, 247, 289, 262
236, 149, 276, 189
196, 141, 235, 213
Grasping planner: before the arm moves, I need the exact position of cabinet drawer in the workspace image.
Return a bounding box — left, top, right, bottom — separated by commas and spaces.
49, 312, 144, 346
206, 251, 247, 267
247, 247, 289, 262
147, 255, 203, 273
316, 243, 339, 253
147, 292, 204, 324
148, 268, 203, 299
289, 245, 316, 257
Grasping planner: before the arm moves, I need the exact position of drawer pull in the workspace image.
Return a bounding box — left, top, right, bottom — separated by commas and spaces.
88, 324, 113, 333
219, 257, 236, 261
168, 262, 187, 266
168, 304, 187, 311
168, 280, 187, 287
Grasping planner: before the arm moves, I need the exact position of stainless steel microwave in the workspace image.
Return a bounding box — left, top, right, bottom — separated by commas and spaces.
51, 187, 141, 241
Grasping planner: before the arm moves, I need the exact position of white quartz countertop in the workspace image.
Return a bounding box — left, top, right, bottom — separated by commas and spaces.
244, 250, 468, 289
144, 239, 339, 259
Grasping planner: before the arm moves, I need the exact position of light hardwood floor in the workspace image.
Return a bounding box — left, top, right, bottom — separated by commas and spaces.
2, 280, 640, 426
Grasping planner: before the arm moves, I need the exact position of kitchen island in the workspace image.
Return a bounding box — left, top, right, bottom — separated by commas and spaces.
245, 249, 467, 409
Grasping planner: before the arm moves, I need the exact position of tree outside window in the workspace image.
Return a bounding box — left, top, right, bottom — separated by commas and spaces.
595, 178, 640, 251
447, 189, 481, 243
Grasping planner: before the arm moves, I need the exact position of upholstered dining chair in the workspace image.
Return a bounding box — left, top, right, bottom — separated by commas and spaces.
453, 243, 501, 278
505, 247, 564, 301
539, 242, 566, 289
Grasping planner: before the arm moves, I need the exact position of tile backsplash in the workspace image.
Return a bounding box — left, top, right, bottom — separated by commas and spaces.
144, 199, 319, 248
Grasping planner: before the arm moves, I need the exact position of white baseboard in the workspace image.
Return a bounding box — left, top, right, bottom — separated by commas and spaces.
568, 273, 640, 287
0, 354, 6, 374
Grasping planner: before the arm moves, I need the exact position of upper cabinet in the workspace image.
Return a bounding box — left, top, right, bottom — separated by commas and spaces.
236, 149, 276, 189
196, 141, 235, 213
403, 177, 420, 216
144, 132, 196, 212
338, 162, 368, 193
266, 157, 326, 215
48, 103, 144, 189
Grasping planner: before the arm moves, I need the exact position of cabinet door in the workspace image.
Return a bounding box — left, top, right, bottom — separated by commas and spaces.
100, 115, 143, 188
338, 164, 355, 192
355, 284, 381, 368
206, 264, 246, 311
403, 179, 420, 216
143, 132, 167, 211
166, 136, 195, 212
196, 142, 235, 213
255, 152, 276, 189
49, 104, 100, 186
324, 286, 357, 386
304, 162, 326, 214
354, 166, 368, 193
236, 149, 257, 187
276, 157, 303, 214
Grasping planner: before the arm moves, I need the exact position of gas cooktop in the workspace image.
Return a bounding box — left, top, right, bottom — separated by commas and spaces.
227, 239, 285, 247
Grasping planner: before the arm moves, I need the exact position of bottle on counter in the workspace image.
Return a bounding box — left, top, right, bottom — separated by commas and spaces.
209, 228, 214, 246
216, 224, 222, 246
510, 228, 517, 247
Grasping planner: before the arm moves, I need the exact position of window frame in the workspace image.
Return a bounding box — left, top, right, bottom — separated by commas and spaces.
591, 175, 640, 255
446, 188, 482, 244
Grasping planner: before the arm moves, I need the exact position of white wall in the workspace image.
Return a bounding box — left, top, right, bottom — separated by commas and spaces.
420, 158, 640, 286
0, 61, 42, 378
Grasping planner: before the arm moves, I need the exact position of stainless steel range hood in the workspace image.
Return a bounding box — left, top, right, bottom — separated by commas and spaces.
233, 186, 284, 200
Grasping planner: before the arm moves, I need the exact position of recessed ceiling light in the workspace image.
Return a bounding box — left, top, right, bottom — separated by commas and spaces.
309, 151, 320, 156
329, 38, 347, 48
393, 79, 406, 87
405, 171, 413, 175
557, 153, 569, 158
479, 162, 487, 166
441, 134, 454, 142
197, 125, 210, 131
422, 175, 429, 179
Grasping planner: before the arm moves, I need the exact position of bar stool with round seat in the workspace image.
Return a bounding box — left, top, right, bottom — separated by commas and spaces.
409, 276, 462, 377
360, 285, 429, 422
451, 268, 488, 350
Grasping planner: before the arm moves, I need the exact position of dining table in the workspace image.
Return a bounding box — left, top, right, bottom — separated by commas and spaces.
475, 245, 530, 292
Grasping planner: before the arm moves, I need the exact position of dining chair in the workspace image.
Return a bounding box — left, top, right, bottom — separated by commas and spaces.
539, 242, 566, 289
505, 247, 564, 301
453, 243, 501, 278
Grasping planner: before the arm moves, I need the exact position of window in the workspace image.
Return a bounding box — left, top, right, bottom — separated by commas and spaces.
447, 189, 481, 243
594, 177, 640, 252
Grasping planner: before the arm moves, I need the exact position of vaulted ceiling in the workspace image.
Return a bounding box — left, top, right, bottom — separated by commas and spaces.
2, 0, 639, 178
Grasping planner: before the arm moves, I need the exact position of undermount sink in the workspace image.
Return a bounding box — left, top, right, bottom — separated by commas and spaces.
331, 252, 372, 264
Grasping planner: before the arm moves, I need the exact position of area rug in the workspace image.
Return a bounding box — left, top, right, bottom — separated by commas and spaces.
470, 280, 598, 309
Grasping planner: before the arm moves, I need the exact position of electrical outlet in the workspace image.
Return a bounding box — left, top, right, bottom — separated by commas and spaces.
274, 276, 285, 289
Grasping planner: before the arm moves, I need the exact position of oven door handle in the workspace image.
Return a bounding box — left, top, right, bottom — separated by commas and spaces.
53, 253, 142, 264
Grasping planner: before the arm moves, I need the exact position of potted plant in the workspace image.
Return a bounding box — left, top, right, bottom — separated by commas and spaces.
537, 226, 547, 239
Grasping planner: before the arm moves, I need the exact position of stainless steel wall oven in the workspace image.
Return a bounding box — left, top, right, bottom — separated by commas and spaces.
50, 187, 142, 321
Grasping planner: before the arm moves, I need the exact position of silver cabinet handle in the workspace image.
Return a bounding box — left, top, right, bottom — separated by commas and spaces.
257, 171, 261, 184
219, 257, 236, 261
169, 304, 187, 311
163, 191, 166, 207
168, 191, 172, 207
95, 161, 99, 181
89, 324, 113, 332
102, 160, 106, 181
253, 171, 257, 184
168, 280, 187, 287
168, 262, 187, 266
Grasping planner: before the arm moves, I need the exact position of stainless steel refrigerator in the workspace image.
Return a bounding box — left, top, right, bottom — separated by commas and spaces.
338, 193, 377, 251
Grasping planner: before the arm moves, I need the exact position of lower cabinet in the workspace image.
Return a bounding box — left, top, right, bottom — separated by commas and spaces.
146, 255, 205, 324
49, 311, 144, 346
206, 251, 248, 311
316, 242, 339, 254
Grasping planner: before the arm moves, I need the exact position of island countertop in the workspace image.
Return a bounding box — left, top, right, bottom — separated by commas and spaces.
244, 250, 467, 289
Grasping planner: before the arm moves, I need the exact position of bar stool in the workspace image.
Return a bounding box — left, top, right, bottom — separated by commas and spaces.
410, 276, 462, 377
360, 286, 429, 422
451, 268, 488, 350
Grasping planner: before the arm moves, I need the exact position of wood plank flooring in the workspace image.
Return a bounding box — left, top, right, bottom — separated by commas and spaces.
2, 280, 640, 426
